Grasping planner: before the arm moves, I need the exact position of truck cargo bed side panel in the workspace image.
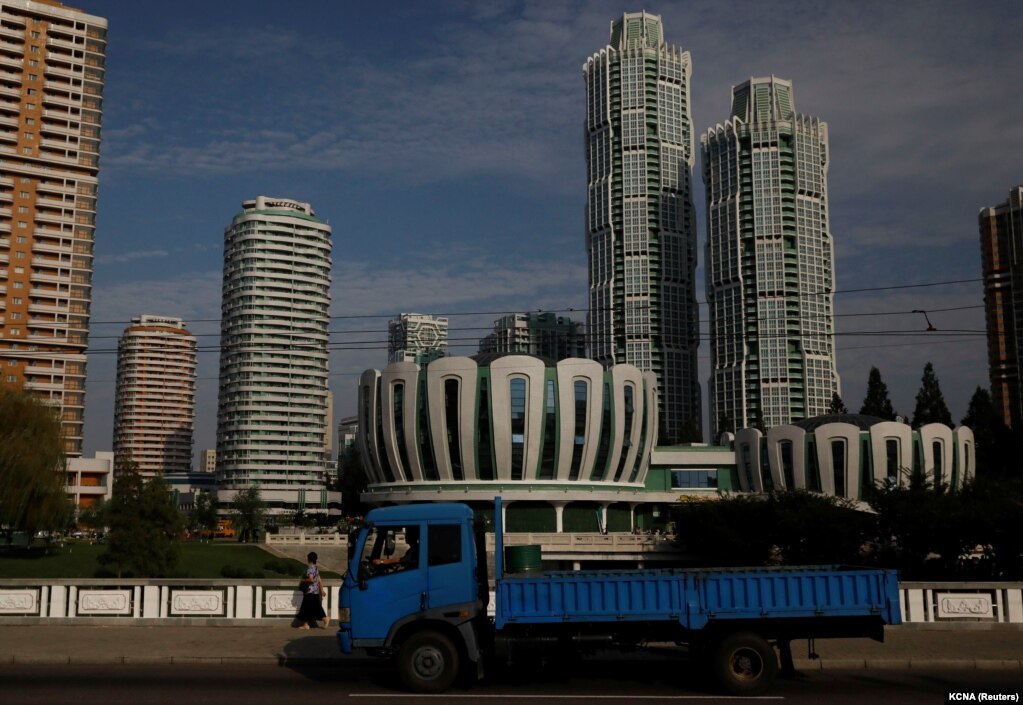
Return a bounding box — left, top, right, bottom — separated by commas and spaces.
496, 571, 683, 628
686, 568, 902, 630
495, 567, 901, 631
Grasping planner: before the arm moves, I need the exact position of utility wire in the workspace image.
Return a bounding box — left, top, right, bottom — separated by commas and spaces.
83, 277, 983, 326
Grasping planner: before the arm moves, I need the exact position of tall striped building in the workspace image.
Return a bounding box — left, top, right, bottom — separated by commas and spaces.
584, 12, 701, 443
0, 0, 105, 455
703, 77, 839, 437
215, 196, 339, 517
980, 185, 1023, 429
113, 315, 196, 476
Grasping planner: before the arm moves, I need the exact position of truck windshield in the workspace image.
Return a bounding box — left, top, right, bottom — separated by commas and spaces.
359, 525, 420, 579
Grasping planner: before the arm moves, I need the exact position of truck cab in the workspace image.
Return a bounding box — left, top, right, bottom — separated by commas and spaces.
338, 503, 486, 692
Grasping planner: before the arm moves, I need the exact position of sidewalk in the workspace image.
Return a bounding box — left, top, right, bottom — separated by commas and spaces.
0, 623, 1020, 670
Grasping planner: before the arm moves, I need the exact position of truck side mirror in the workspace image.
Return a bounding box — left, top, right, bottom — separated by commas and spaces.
347, 528, 359, 563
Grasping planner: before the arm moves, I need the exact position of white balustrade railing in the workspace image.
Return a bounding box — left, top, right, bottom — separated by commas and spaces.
0, 580, 338, 622
0, 579, 1020, 625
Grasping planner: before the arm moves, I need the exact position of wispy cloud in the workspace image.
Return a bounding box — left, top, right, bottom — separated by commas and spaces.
95, 249, 170, 265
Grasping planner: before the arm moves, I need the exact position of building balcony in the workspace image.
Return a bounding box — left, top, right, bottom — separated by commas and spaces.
46, 36, 82, 52
40, 136, 79, 153
0, 25, 23, 41
38, 116, 78, 136
24, 379, 64, 393
24, 363, 62, 375
28, 300, 67, 315
44, 63, 83, 80
41, 91, 81, 109
32, 239, 74, 256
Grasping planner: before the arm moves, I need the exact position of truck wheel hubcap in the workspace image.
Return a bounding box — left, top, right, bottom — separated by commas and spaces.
729, 647, 763, 681
413, 646, 444, 680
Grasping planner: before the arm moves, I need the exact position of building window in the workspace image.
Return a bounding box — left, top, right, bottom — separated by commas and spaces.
932, 440, 943, 487
569, 380, 588, 481
375, 379, 395, 482
613, 384, 636, 482
885, 439, 899, 484
591, 382, 613, 481
831, 440, 846, 497
444, 378, 462, 481
392, 383, 412, 481
780, 440, 795, 488
477, 377, 494, 480
419, 379, 438, 481
539, 378, 557, 480
670, 470, 718, 489
510, 378, 527, 481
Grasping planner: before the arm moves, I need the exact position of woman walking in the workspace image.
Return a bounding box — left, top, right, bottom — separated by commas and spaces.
296, 551, 328, 629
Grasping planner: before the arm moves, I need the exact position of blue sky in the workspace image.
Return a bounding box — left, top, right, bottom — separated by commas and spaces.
79, 0, 1023, 458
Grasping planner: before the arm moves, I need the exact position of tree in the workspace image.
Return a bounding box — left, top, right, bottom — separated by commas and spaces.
767, 491, 874, 566
671, 495, 775, 567
827, 392, 848, 415
911, 362, 952, 427
672, 491, 876, 568
191, 491, 218, 540
860, 367, 898, 420
98, 459, 184, 577
339, 446, 371, 517
677, 417, 703, 444
77, 499, 109, 531
714, 414, 736, 442
865, 476, 980, 579
231, 486, 265, 542
960, 386, 1020, 478
0, 386, 74, 543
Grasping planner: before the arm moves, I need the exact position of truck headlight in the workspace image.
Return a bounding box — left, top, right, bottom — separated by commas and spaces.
338, 607, 351, 623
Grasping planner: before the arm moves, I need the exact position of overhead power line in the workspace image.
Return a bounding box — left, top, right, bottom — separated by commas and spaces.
83, 276, 983, 327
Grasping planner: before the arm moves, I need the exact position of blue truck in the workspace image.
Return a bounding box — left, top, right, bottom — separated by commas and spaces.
338, 499, 901, 695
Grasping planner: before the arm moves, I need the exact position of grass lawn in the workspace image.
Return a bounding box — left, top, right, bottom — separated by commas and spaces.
0, 540, 339, 580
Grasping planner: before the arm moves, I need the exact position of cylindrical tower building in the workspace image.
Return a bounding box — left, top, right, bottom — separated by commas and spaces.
113, 315, 196, 476
584, 12, 701, 443
215, 196, 336, 517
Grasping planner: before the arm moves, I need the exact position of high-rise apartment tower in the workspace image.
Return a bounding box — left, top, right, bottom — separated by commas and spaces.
0, 0, 106, 455
388, 313, 448, 364
584, 12, 701, 442
980, 185, 1023, 429
478, 311, 586, 361
113, 315, 196, 476
215, 196, 338, 516
703, 77, 839, 437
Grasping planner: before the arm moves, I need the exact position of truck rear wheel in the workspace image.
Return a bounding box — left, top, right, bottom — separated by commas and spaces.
712, 632, 777, 696
397, 630, 460, 693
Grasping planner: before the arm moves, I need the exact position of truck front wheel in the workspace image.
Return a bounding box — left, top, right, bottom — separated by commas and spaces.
397, 630, 460, 693
712, 632, 777, 696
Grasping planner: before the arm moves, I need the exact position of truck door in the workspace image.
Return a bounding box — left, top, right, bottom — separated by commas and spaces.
351, 523, 427, 641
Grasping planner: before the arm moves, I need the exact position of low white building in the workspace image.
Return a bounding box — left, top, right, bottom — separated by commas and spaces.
66, 451, 114, 512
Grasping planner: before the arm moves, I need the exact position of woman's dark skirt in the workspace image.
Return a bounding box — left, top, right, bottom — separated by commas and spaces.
297, 593, 326, 623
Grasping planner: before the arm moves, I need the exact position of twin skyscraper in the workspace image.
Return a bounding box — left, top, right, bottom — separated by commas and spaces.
585, 12, 838, 442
